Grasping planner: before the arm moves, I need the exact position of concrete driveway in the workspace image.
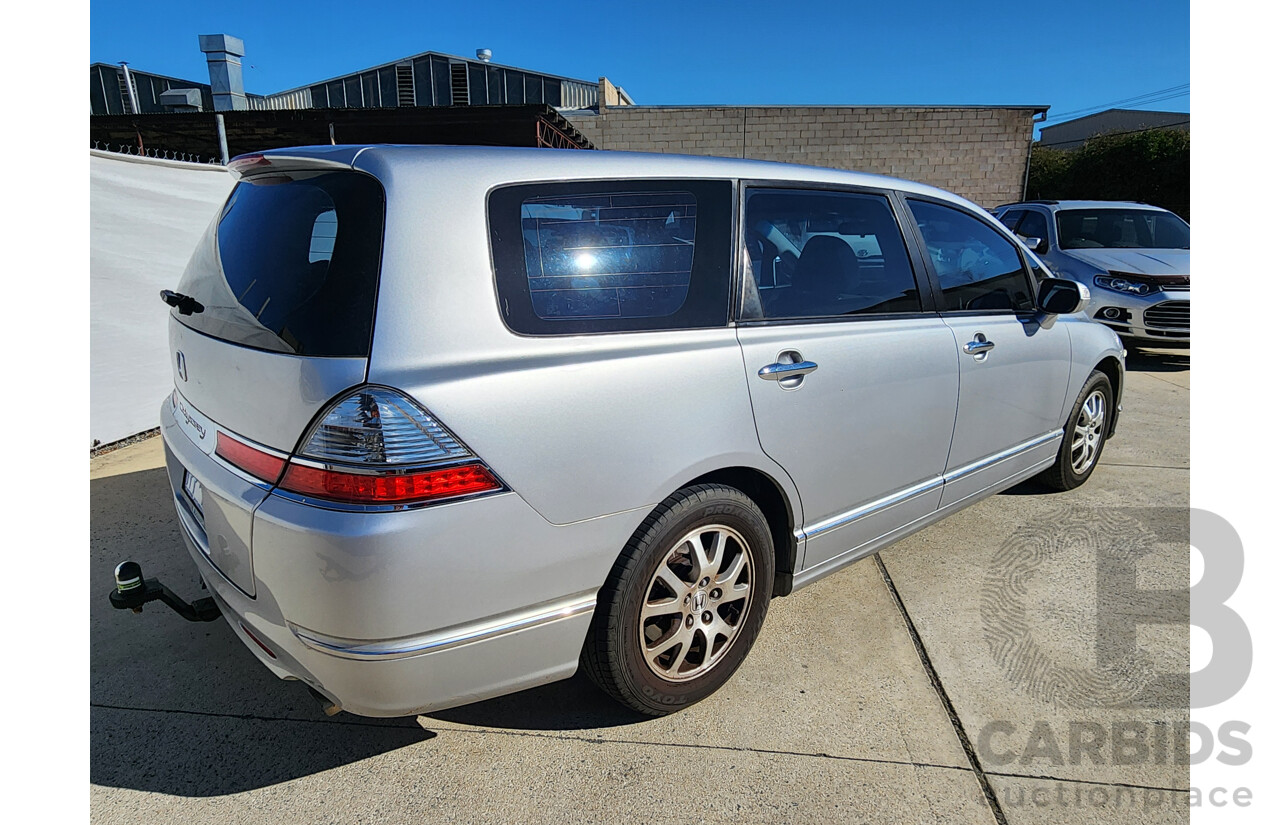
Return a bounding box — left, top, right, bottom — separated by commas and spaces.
90, 350, 1189, 824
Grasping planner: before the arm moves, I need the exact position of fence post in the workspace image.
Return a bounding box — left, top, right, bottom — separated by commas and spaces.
216, 114, 230, 165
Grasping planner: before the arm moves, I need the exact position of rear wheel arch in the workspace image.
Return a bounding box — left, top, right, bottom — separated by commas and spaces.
683, 467, 798, 597
581, 482, 776, 715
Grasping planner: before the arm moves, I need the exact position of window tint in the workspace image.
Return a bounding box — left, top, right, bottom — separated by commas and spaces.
744, 189, 921, 319
173, 171, 385, 356
489, 181, 732, 335
907, 199, 1034, 312
523, 192, 696, 320
1016, 210, 1049, 243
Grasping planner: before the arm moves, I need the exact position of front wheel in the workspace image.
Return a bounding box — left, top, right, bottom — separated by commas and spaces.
581, 484, 775, 716
1038, 370, 1112, 491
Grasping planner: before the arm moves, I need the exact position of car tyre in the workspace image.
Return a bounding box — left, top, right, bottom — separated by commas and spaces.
581, 484, 774, 716
1038, 370, 1113, 491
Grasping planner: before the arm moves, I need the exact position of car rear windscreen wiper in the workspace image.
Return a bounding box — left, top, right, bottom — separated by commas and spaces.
160, 289, 204, 316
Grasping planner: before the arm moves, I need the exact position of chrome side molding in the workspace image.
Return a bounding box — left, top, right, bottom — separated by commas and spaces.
290, 591, 597, 660
795, 429, 1063, 542
942, 430, 1061, 484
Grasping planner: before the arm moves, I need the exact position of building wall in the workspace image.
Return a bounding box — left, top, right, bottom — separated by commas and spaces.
567, 106, 1038, 207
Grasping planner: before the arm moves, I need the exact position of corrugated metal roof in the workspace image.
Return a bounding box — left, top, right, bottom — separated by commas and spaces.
268, 50, 597, 98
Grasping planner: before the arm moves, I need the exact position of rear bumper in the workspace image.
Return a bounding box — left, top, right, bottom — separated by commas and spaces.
159, 398, 642, 717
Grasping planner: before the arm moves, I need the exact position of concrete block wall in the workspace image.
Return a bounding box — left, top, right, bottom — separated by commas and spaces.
566, 106, 1038, 207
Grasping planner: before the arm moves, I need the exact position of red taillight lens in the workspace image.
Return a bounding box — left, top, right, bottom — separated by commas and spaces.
278, 461, 501, 505
216, 432, 287, 483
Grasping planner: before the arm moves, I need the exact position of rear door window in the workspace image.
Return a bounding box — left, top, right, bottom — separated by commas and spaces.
489, 180, 732, 335
173, 171, 385, 356
743, 188, 923, 319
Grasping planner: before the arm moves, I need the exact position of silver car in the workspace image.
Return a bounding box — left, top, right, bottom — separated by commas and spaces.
994, 200, 1190, 348
120, 146, 1124, 718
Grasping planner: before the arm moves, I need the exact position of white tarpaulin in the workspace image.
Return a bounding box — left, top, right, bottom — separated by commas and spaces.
90, 150, 234, 447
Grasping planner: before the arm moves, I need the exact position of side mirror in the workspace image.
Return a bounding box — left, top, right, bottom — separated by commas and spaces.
1037, 277, 1088, 315
1018, 234, 1049, 255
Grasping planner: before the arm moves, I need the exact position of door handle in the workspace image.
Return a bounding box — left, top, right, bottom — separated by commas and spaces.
758, 360, 819, 381
964, 334, 995, 356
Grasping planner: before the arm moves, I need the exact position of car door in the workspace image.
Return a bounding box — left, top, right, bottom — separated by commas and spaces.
902, 197, 1072, 507
736, 185, 959, 572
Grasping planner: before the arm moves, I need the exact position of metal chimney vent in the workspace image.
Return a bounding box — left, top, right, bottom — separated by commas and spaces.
476, 49, 492, 62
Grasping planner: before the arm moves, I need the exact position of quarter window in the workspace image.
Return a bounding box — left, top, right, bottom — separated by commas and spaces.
489, 180, 732, 335
744, 189, 921, 319
907, 199, 1034, 312
999, 209, 1025, 231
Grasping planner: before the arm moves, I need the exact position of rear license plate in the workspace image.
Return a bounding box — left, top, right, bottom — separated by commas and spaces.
182, 471, 205, 515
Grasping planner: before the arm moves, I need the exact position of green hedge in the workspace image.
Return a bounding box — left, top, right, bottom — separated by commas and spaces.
1027, 129, 1189, 221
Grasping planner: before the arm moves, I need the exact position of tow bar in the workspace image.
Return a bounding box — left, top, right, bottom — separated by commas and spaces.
108, 560, 222, 622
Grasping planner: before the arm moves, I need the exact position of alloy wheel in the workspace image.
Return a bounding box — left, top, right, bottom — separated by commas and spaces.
1070, 389, 1107, 474
637, 525, 754, 683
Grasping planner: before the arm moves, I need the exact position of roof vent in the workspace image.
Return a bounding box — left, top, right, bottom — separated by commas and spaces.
476, 49, 492, 62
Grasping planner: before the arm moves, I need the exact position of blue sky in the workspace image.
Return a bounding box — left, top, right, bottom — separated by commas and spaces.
90, 0, 1189, 133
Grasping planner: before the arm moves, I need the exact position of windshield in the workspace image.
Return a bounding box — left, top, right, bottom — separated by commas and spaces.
1056, 209, 1189, 250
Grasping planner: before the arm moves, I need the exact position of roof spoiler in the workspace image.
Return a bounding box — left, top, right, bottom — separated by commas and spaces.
227, 152, 356, 180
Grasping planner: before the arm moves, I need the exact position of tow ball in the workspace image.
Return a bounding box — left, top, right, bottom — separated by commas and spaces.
108, 560, 222, 622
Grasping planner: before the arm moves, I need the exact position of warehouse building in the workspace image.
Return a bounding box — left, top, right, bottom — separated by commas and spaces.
89, 35, 1046, 205
1037, 108, 1189, 150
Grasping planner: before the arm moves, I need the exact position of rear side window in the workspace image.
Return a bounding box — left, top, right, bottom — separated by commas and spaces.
489, 180, 732, 334
173, 171, 385, 356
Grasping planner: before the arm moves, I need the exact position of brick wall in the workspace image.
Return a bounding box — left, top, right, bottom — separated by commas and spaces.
566, 106, 1039, 207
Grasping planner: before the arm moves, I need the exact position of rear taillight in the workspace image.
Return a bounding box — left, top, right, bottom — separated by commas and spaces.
279, 461, 499, 505
216, 432, 287, 483
274, 387, 503, 506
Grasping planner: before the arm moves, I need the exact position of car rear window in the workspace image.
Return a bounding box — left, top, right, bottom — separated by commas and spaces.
489, 180, 732, 335
172, 171, 385, 356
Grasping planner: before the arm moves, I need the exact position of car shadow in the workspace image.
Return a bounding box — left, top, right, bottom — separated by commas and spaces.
997, 478, 1049, 496
90, 461, 649, 797
425, 671, 647, 731
90, 464, 434, 797
91, 705, 434, 797
1125, 348, 1189, 373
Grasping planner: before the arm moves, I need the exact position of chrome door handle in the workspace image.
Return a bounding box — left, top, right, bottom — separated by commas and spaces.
758, 361, 819, 381
964, 336, 995, 356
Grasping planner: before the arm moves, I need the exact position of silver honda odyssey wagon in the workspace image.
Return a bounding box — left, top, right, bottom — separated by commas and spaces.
126, 145, 1124, 718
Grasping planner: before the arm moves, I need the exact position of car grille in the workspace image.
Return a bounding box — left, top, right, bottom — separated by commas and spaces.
1144, 301, 1190, 330
1161, 284, 1190, 292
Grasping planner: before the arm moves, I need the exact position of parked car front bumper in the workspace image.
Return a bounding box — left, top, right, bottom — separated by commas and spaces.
1088, 289, 1189, 346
